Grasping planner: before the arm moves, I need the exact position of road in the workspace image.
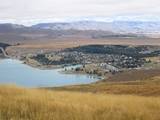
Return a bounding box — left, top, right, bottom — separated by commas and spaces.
0, 47, 9, 58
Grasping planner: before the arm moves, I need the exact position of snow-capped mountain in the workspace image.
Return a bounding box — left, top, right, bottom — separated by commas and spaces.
1, 20, 160, 40
32, 21, 160, 35
32, 21, 112, 31
112, 21, 160, 34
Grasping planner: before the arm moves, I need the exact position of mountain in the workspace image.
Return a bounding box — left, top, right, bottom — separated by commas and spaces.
1, 21, 160, 35
32, 21, 160, 37
0, 23, 140, 43
0, 21, 160, 44
112, 21, 160, 34
0, 24, 26, 33
32, 21, 112, 31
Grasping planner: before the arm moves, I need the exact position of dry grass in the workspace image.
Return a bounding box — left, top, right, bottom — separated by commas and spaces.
145, 57, 160, 63
0, 85, 160, 120
53, 75, 160, 96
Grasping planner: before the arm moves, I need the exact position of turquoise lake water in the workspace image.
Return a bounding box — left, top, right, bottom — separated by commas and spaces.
0, 59, 99, 87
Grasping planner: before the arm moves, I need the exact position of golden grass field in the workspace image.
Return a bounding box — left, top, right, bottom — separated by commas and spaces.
0, 85, 160, 120
0, 70, 160, 120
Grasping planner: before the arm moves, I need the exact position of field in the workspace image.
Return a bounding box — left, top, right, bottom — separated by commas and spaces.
5, 38, 160, 56
0, 86, 160, 120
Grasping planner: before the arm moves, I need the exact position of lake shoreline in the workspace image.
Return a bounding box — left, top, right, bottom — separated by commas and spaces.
0, 59, 101, 87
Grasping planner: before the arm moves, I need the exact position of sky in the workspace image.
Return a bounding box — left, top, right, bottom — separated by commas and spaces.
0, 0, 160, 25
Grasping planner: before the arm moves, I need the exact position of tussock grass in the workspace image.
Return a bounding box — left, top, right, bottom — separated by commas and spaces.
53, 76, 160, 96
0, 85, 160, 120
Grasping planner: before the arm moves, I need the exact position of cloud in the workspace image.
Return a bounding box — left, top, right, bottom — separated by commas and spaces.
0, 0, 160, 24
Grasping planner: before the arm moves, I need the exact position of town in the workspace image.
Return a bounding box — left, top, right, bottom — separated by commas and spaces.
22, 45, 160, 76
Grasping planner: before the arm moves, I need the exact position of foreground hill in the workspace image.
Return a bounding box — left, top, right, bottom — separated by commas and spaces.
53, 69, 160, 96
0, 69, 160, 120
0, 86, 159, 120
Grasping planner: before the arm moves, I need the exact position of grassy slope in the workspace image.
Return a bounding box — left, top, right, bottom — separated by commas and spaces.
0, 70, 160, 120
52, 69, 160, 96
0, 86, 160, 120
52, 77, 160, 96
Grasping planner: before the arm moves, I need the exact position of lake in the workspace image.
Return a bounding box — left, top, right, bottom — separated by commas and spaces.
0, 59, 100, 87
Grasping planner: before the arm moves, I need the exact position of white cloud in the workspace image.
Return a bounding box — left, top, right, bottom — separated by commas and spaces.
0, 0, 160, 25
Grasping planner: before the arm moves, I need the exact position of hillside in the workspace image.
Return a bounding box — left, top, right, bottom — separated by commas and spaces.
0, 86, 160, 120
52, 69, 160, 96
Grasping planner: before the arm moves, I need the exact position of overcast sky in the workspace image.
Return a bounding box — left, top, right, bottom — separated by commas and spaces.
0, 0, 160, 25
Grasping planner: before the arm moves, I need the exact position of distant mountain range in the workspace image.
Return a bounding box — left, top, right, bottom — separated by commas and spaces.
1, 21, 160, 34
32, 21, 160, 35
0, 21, 160, 43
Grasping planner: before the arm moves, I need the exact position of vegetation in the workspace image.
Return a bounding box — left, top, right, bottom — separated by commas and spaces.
53, 70, 160, 96
0, 42, 10, 49
30, 54, 77, 66
0, 85, 159, 120
0, 70, 160, 120
53, 79, 160, 96
66, 45, 160, 58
